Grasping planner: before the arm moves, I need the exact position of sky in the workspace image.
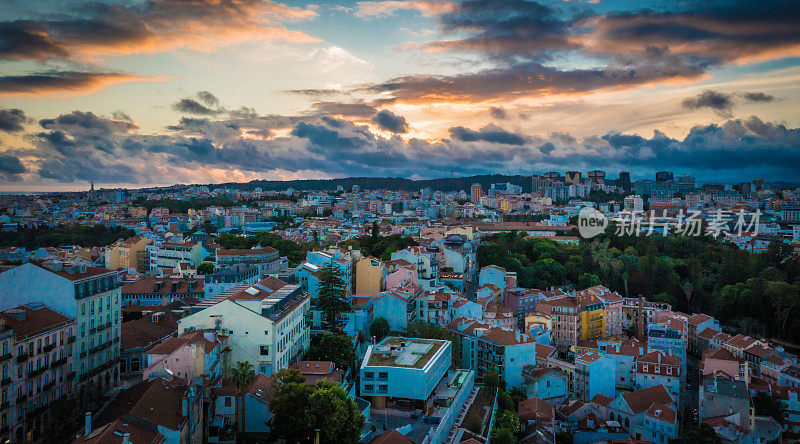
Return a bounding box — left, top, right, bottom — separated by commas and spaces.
0, 0, 799, 191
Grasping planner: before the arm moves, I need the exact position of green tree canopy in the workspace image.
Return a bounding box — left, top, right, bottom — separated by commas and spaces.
370, 317, 390, 341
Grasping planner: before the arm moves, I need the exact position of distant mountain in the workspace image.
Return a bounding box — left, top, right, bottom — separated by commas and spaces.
212, 174, 536, 193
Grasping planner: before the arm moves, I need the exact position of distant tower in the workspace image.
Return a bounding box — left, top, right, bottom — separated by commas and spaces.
89, 181, 97, 201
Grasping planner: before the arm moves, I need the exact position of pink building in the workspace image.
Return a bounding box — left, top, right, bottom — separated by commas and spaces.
384, 259, 418, 289
700, 348, 746, 381
144, 330, 226, 382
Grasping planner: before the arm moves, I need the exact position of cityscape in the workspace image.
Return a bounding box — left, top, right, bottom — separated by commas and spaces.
1, 0, 800, 444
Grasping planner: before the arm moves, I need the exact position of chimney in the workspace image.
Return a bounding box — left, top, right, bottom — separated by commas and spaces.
637, 295, 645, 341
84, 412, 92, 436
122, 433, 130, 444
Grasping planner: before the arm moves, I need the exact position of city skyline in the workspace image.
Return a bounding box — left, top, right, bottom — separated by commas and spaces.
1, 0, 799, 191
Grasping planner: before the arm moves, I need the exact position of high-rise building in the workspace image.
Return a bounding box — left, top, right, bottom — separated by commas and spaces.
617, 172, 631, 191
565, 171, 582, 185
471, 183, 483, 203
677, 175, 695, 191
624, 195, 644, 213
588, 170, 605, 184
656, 171, 674, 182
544, 171, 561, 182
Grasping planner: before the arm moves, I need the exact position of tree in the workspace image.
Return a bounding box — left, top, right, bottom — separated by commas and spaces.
197, 261, 215, 274
269, 374, 314, 442
304, 332, 356, 370
483, 368, 502, 389
753, 392, 784, 422
230, 361, 256, 441
306, 381, 365, 443
370, 317, 390, 341
577, 273, 601, 290
371, 221, 380, 239
316, 262, 350, 330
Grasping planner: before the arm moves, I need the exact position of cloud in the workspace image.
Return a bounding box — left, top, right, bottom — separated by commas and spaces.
10, 106, 800, 185
489, 107, 506, 119
0, 155, 26, 181
355, 1, 455, 18
449, 124, 526, 145
310, 101, 377, 117
0, 71, 161, 97
173, 99, 220, 116
682, 90, 734, 117
0, 0, 319, 62
0, 108, 28, 132
370, 59, 706, 104
742, 92, 776, 102
372, 110, 409, 133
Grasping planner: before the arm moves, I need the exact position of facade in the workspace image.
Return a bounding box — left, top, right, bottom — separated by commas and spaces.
355, 256, 386, 297
143, 330, 227, 383
148, 240, 203, 271
0, 305, 76, 442
104, 236, 151, 271
121, 276, 204, 305
574, 352, 615, 402
390, 247, 439, 290
0, 261, 122, 392
359, 337, 451, 408
521, 365, 567, 403
215, 247, 285, 277
448, 317, 541, 390
178, 282, 310, 376
373, 281, 422, 331
203, 264, 259, 297
634, 351, 681, 402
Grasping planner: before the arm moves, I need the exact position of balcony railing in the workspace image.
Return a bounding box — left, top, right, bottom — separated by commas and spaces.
52, 357, 68, 368
43, 343, 56, 353
29, 364, 49, 378
15, 352, 28, 364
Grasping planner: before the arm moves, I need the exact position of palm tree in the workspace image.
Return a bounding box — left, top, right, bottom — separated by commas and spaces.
230, 361, 256, 443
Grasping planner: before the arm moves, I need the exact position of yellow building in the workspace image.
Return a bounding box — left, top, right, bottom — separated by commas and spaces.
524, 312, 552, 333
105, 236, 151, 271
355, 256, 386, 298
129, 206, 148, 218
580, 306, 605, 340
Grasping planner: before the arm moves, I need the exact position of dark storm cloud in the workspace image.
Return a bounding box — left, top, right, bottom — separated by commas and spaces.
172, 98, 221, 116
428, 0, 576, 61
0, 155, 26, 181
372, 59, 705, 103
489, 107, 506, 119
449, 125, 526, 145
0, 0, 316, 62
310, 101, 377, 118
0, 108, 28, 132
682, 90, 734, 117
372, 110, 409, 134
0, 71, 149, 97
0, 21, 69, 60
11, 107, 800, 184
742, 92, 776, 103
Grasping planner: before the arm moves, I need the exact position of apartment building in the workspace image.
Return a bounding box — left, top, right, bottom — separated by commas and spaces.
0, 261, 121, 392
0, 305, 75, 442
178, 281, 310, 376
215, 247, 286, 277
355, 256, 387, 297
634, 351, 681, 402
203, 264, 259, 297
574, 352, 615, 402
121, 276, 204, 306
104, 236, 151, 271
148, 239, 203, 271
359, 337, 451, 409
391, 247, 439, 290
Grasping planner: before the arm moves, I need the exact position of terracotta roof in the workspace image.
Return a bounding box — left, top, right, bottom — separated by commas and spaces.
93, 377, 191, 432
32, 260, 114, 281
591, 394, 614, 407
0, 305, 73, 340
702, 348, 741, 362
371, 430, 413, 444
621, 385, 673, 413
518, 397, 555, 422
637, 351, 680, 367
121, 276, 204, 295
726, 334, 758, 349
247, 373, 275, 403
557, 399, 586, 418
73, 418, 164, 444
121, 310, 181, 350
148, 330, 216, 355
644, 402, 677, 424
688, 313, 713, 326
698, 328, 721, 340
576, 352, 602, 364
744, 344, 775, 359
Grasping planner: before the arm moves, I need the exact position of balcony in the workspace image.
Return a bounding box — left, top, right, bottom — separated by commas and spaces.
68, 336, 76, 344
43, 380, 55, 391
43, 343, 56, 353
51, 357, 68, 368
15, 352, 28, 364
29, 364, 49, 378
15, 395, 26, 405
0, 353, 11, 363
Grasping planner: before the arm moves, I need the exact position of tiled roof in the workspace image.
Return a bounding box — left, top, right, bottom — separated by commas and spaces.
0, 305, 73, 340
74, 418, 164, 444
591, 394, 613, 407
371, 430, 413, 444
121, 276, 204, 295
518, 397, 555, 422
216, 247, 278, 256
121, 309, 181, 350
148, 330, 216, 355
644, 402, 677, 424
621, 385, 673, 413
247, 373, 275, 403
93, 377, 190, 432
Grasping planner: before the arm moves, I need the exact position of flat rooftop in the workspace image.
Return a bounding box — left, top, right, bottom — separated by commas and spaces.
366, 337, 447, 369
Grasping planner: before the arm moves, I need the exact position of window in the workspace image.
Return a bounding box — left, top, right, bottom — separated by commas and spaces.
224, 397, 231, 407
378, 372, 388, 379
364, 372, 374, 379
378, 384, 388, 392
364, 384, 373, 391
260, 346, 269, 356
